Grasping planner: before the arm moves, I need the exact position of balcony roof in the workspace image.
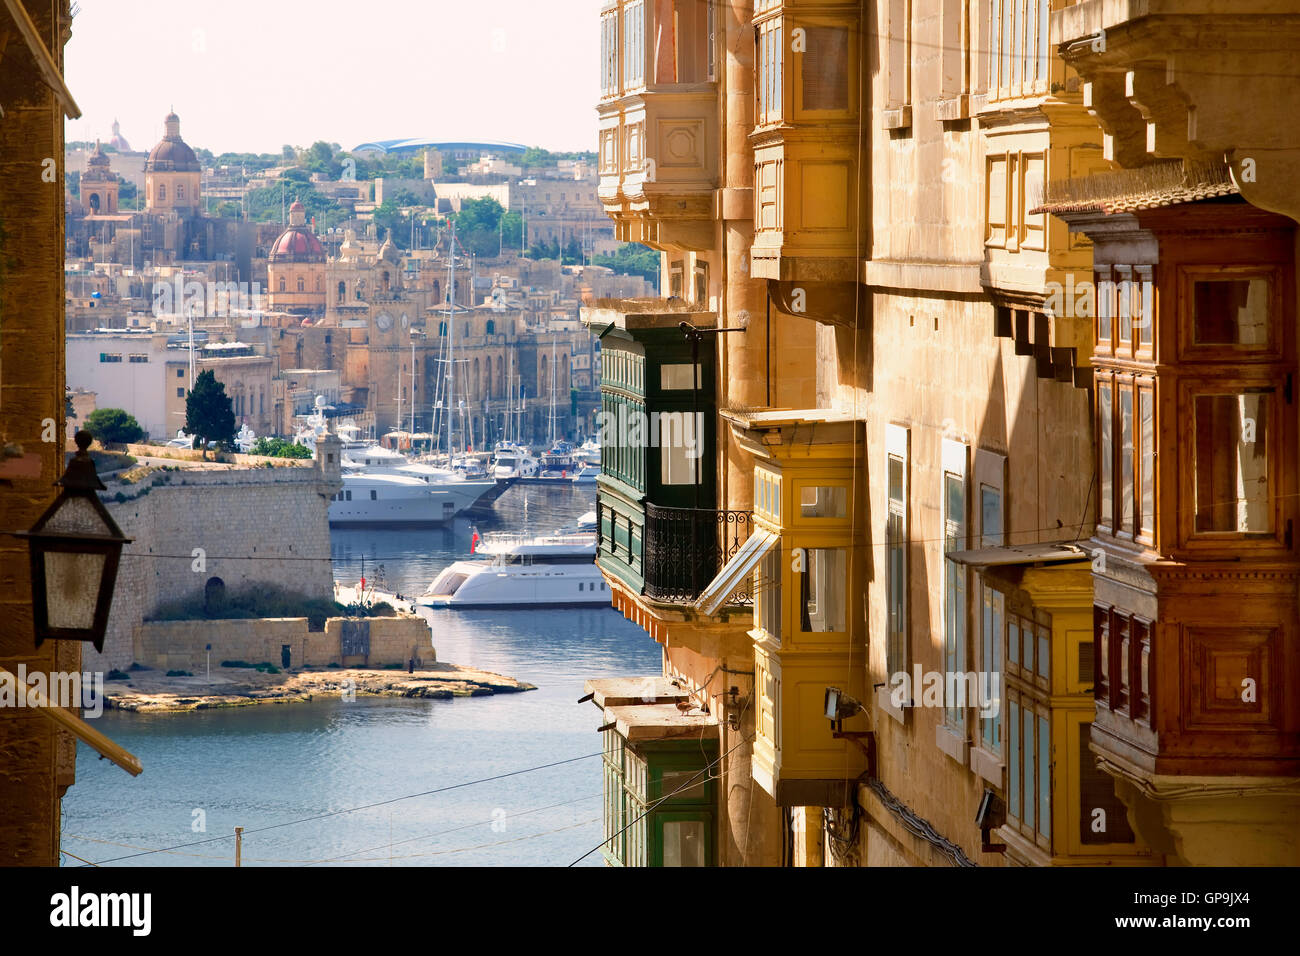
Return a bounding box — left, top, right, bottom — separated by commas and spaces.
721, 407, 859, 430
581, 300, 716, 334
602, 703, 719, 743
1032, 160, 1239, 217
945, 541, 1091, 570
724, 408, 863, 462
583, 676, 687, 708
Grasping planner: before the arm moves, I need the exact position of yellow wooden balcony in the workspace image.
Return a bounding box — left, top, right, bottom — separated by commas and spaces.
597, 0, 719, 252
698, 408, 869, 806
748, 0, 863, 325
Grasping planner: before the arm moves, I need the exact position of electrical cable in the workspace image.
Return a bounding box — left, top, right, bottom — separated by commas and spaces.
566, 731, 754, 867
77, 750, 603, 866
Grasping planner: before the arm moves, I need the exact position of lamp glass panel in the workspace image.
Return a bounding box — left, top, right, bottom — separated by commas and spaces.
45, 551, 107, 630
46, 495, 112, 535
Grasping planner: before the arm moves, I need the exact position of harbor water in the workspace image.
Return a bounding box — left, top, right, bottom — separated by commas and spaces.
61, 484, 658, 867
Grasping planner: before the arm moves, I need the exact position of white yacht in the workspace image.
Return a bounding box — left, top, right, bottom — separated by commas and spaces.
419, 527, 608, 607
334, 441, 498, 515
328, 473, 461, 526
491, 442, 538, 480
570, 463, 600, 484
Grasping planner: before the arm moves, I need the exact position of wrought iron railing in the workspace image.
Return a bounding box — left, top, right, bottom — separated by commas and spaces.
643, 503, 753, 606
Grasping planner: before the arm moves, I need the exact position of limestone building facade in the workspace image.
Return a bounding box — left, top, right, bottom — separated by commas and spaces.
583, 0, 1298, 868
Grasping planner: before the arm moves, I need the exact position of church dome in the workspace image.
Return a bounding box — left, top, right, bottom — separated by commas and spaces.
109, 118, 131, 152
146, 111, 201, 173
269, 208, 325, 263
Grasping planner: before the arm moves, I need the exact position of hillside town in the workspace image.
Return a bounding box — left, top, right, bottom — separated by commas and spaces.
64, 116, 654, 451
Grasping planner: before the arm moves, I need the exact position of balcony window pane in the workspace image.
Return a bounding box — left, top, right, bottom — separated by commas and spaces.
707, 0, 716, 80
660, 363, 701, 390
1009, 698, 1021, 818
1118, 278, 1133, 343
624, 1, 645, 88
1022, 706, 1035, 831
981, 484, 1003, 548
944, 473, 967, 727
663, 0, 710, 84
1026, 0, 1038, 87
1140, 389, 1154, 538
1008, 618, 1019, 666
601, 12, 619, 95
887, 509, 906, 676
1037, 713, 1050, 841
989, 0, 1001, 91
662, 819, 706, 866
1079, 723, 1136, 844
1193, 278, 1270, 346
1001, 0, 1012, 92
1099, 382, 1113, 528
660, 412, 701, 485
888, 456, 903, 501
1195, 392, 1272, 533
981, 586, 1003, 752
758, 547, 782, 642
1037, 0, 1049, 84
659, 769, 706, 802
1120, 388, 1134, 533
801, 547, 846, 632
802, 26, 849, 112
1036, 622, 1049, 680
1098, 274, 1113, 344
800, 485, 847, 518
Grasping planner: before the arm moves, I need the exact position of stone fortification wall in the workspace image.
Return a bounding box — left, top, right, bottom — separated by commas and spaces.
88, 460, 341, 670
134, 616, 433, 672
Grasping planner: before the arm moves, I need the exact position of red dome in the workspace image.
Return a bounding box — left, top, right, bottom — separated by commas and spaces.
269, 227, 325, 263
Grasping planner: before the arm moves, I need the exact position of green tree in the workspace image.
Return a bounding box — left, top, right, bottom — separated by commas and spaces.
84, 407, 144, 445
252, 437, 313, 459
501, 210, 523, 252
454, 197, 509, 257
185, 369, 236, 460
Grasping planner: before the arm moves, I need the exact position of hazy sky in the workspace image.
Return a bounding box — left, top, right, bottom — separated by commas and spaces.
65, 0, 603, 155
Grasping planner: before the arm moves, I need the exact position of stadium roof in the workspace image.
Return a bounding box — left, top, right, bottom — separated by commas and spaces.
351, 138, 529, 155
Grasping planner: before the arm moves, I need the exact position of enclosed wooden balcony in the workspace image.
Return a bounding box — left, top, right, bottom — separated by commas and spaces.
749, 0, 863, 292
597, 0, 719, 252
1054, 0, 1300, 221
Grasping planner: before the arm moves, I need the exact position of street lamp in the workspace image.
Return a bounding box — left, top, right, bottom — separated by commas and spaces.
15, 431, 132, 653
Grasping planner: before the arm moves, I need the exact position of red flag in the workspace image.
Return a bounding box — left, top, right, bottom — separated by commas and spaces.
470, 530, 480, 554
360, 576, 366, 590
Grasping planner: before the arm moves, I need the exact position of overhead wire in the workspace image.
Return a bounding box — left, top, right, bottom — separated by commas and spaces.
76, 750, 603, 866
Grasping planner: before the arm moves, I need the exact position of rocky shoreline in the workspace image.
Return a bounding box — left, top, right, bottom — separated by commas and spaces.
103, 662, 536, 713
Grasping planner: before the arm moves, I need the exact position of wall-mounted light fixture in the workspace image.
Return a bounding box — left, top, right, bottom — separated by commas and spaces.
825, 686, 876, 777
13, 431, 132, 653
975, 789, 1007, 854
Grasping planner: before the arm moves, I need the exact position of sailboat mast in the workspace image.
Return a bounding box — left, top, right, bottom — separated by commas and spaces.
446, 223, 456, 463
